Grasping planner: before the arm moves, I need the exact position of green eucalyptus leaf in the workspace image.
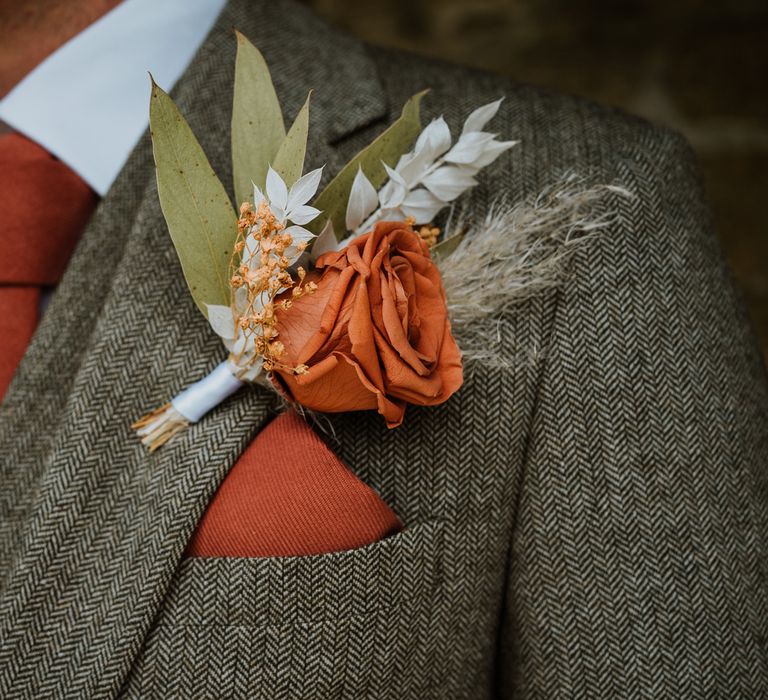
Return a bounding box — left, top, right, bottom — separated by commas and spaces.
150, 79, 236, 318
231, 30, 285, 207
431, 231, 465, 261
273, 92, 311, 187
310, 90, 427, 239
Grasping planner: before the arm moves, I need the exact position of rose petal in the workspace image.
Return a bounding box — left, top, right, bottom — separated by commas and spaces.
378, 266, 428, 374
348, 276, 387, 391
277, 353, 380, 414
274, 220, 462, 427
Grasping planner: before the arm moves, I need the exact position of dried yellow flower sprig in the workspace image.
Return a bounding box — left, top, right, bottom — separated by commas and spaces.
417, 224, 440, 248
229, 200, 316, 376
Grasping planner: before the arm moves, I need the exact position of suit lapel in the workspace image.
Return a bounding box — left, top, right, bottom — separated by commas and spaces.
0, 0, 387, 696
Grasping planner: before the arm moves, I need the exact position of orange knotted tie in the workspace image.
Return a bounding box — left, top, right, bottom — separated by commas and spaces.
0, 132, 97, 397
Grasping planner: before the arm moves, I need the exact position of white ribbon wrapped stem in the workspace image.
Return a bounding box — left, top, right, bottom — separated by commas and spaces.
172, 361, 245, 422
133, 361, 245, 451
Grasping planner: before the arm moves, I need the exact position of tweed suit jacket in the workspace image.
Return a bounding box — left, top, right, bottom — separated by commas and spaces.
2, 0, 768, 697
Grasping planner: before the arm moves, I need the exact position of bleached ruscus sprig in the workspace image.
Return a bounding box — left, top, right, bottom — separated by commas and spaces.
206, 166, 323, 381
344, 98, 518, 236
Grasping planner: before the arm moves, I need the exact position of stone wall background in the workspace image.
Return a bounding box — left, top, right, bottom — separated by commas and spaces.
302, 0, 768, 361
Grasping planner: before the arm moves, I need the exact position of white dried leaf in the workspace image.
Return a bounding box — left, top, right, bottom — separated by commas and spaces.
381, 206, 405, 221
283, 224, 314, 244
206, 304, 236, 340
225, 330, 259, 366
443, 132, 496, 165
346, 167, 379, 231
350, 98, 515, 234
241, 231, 258, 267
225, 331, 249, 356
413, 116, 452, 159
422, 165, 478, 202
283, 224, 316, 264
400, 188, 444, 224
379, 163, 408, 209
252, 183, 265, 208
265, 166, 288, 212
391, 117, 453, 190
311, 219, 339, 262
461, 98, 504, 136
467, 139, 518, 170
230, 356, 264, 382
239, 363, 264, 382
395, 146, 434, 188
377, 180, 397, 210
286, 166, 323, 211
288, 205, 321, 225
233, 285, 249, 314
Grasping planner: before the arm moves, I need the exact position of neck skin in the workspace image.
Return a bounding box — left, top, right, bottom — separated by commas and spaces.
0, 0, 123, 99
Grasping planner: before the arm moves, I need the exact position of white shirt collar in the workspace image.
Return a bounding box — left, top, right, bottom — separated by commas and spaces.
0, 0, 227, 195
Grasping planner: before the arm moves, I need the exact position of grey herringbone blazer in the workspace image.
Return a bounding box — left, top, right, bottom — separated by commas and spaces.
2, 1, 767, 697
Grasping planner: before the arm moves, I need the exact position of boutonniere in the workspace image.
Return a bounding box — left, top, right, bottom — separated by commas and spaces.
134, 32, 622, 450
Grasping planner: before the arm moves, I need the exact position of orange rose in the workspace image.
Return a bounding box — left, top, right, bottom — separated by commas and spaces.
273, 221, 463, 427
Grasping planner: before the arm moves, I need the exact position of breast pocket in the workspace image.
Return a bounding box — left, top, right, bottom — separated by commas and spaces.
121, 521, 446, 699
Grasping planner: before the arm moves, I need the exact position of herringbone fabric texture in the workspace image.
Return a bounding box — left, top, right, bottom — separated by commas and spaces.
1, 0, 767, 698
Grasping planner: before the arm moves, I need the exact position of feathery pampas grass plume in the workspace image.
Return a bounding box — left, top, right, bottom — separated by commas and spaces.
439, 175, 631, 367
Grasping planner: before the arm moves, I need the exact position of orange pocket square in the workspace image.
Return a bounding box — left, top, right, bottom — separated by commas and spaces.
187, 411, 402, 557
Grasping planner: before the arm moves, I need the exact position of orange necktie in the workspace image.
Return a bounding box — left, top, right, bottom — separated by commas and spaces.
1, 131, 401, 557
0, 133, 97, 396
